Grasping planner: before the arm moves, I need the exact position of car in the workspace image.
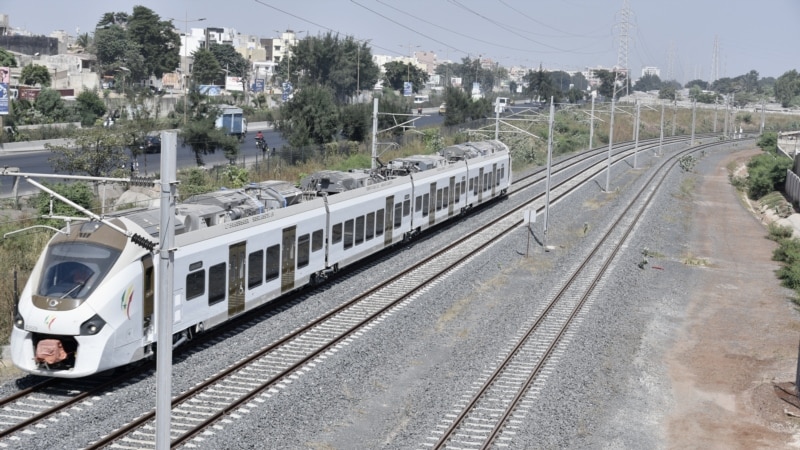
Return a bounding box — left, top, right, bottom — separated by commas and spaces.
439, 103, 446, 115
141, 135, 161, 154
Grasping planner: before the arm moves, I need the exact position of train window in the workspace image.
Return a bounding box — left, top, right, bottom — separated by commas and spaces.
366, 212, 375, 240
186, 270, 205, 300
442, 187, 449, 208
312, 229, 323, 251
332, 223, 342, 244
403, 199, 410, 217
469, 178, 473, 193
454, 183, 460, 204
248, 250, 263, 289
344, 219, 354, 249
393, 203, 402, 228
483, 174, 489, 191
436, 189, 443, 211
376, 209, 384, 236
415, 196, 422, 212
266, 245, 280, 281
461, 180, 466, 195
208, 263, 226, 305
422, 193, 429, 217
355, 216, 365, 245
297, 234, 310, 268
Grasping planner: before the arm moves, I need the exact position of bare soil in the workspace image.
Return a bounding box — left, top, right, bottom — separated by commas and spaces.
666, 148, 800, 449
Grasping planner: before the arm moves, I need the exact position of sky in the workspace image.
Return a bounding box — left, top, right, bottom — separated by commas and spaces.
3, 0, 799, 83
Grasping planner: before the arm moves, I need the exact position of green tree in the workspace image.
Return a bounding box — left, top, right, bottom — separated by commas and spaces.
128, 6, 179, 79
0, 48, 17, 67
746, 151, 791, 199
549, 70, 572, 93
209, 43, 249, 87
288, 33, 381, 104
34, 182, 96, 227
775, 70, 800, 108
20, 64, 52, 87
181, 110, 239, 166
191, 48, 222, 85
442, 86, 490, 126
34, 88, 66, 121
340, 102, 371, 142
634, 73, 662, 92
658, 84, 677, 100
277, 83, 339, 147
47, 127, 129, 177
523, 66, 558, 103
382, 60, 429, 95
75, 90, 107, 126
685, 79, 709, 90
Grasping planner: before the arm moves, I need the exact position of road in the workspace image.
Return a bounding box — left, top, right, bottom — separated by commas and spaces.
0, 111, 446, 198
0, 126, 286, 198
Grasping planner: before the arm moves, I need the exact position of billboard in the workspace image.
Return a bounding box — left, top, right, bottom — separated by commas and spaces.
403, 81, 412, 97
0, 66, 8, 115
225, 76, 245, 92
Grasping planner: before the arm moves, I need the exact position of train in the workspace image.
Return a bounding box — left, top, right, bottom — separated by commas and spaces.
10, 140, 511, 378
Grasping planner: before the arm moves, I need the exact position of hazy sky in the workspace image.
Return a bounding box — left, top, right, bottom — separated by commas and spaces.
3, 0, 798, 82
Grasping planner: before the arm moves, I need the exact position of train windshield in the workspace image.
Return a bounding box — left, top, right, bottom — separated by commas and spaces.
37, 241, 122, 299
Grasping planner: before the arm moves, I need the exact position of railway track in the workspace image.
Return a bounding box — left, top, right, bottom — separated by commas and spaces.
0, 133, 712, 448
425, 138, 745, 449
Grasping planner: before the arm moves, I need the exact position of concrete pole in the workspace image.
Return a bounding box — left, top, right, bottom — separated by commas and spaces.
606, 97, 616, 192
633, 100, 640, 169
544, 98, 555, 251
589, 92, 595, 150
658, 101, 664, 156
691, 100, 696, 146
371, 98, 378, 170
155, 131, 177, 450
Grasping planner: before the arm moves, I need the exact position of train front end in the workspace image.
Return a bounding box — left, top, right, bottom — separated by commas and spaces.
10, 219, 151, 378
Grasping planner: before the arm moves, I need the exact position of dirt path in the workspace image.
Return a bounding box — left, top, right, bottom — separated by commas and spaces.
666, 148, 800, 448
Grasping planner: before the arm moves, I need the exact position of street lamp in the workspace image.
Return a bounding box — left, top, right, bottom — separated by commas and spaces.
172, 14, 206, 124
274, 30, 306, 85
116, 66, 130, 96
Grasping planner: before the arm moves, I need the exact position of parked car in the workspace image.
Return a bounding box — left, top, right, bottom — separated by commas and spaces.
141, 135, 161, 154
439, 103, 446, 115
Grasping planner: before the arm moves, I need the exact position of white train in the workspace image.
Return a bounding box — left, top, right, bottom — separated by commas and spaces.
10, 141, 511, 377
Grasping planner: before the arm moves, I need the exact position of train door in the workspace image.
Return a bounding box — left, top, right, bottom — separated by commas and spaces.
448, 176, 456, 217
477, 167, 485, 202
428, 183, 436, 226
228, 242, 246, 317
141, 255, 154, 332
384, 196, 394, 245
491, 163, 498, 197
281, 226, 296, 292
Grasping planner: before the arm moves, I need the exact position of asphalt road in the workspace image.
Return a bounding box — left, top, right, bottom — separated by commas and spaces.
0, 110, 446, 198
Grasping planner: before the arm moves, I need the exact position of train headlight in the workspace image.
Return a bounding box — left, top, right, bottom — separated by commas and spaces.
79, 314, 106, 335
13, 311, 24, 330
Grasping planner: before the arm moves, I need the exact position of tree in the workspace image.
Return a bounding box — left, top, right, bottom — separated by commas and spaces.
20, 64, 52, 87
775, 70, 800, 108
75, 90, 107, 126
658, 84, 677, 100
633, 73, 662, 92
0, 48, 17, 67
181, 109, 240, 166
523, 66, 558, 103
340, 103, 371, 142
34, 182, 96, 227
34, 89, 66, 122
549, 70, 572, 93
685, 79, 708, 90
209, 43, 249, 87
127, 6, 179, 79
47, 127, 129, 177
277, 83, 339, 148
288, 33, 381, 104
191, 48, 222, 85
94, 7, 179, 84
441, 86, 490, 126
382, 60, 429, 94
